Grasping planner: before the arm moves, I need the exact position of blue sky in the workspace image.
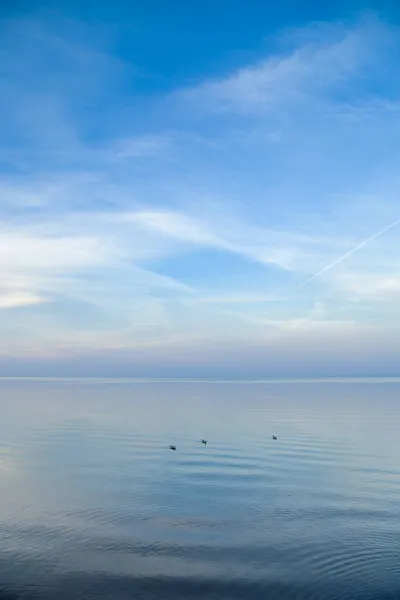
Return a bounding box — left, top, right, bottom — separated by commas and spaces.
2, 1, 400, 377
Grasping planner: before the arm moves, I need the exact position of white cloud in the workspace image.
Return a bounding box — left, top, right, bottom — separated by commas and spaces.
0, 292, 45, 310
0, 233, 110, 270
0, 228, 117, 309
183, 17, 388, 115
332, 272, 400, 299
125, 210, 220, 245
0, 12, 400, 372
192, 294, 281, 304
114, 134, 172, 159
123, 208, 349, 272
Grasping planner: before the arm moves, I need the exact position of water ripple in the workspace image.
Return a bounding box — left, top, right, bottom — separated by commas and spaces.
1, 380, 400, 599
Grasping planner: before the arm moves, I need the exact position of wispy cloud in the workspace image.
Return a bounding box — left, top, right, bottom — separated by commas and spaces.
0, 292, 45, 310
1, 11, 400, 374
112, 134, 173, 160
124, 208, 354, 273
192, 294, 282, 304
183, 16, 391, 115
329, 272, 400, 300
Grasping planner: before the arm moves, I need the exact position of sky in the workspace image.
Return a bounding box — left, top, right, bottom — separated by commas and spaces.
1, 0, 400, 378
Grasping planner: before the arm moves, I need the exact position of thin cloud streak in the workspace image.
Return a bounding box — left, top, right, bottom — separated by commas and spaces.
298, 218, 400, 288
1, 13, 400, 374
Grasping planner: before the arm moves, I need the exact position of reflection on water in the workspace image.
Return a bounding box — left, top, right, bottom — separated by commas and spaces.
0, 380, 399, 599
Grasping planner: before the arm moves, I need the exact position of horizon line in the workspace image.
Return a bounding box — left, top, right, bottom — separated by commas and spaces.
1, 376, 400, 384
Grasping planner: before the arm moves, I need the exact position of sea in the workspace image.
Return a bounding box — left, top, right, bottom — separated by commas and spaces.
0, 378, 399, 599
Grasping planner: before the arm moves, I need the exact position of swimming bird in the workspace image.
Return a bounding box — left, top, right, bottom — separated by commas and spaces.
169, 445, 176, 451
272, 435, 277, 440
201, 439, 207, 445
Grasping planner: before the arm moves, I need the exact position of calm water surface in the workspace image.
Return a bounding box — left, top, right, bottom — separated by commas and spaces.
0, 380, 400, 599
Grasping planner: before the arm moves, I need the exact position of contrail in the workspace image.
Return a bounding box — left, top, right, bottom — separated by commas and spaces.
298, 218, 400, 289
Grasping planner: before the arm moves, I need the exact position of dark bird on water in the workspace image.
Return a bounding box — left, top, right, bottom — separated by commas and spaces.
169, 445, 176, 451
201, 439, 207, 445
272, 435, 277, 440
